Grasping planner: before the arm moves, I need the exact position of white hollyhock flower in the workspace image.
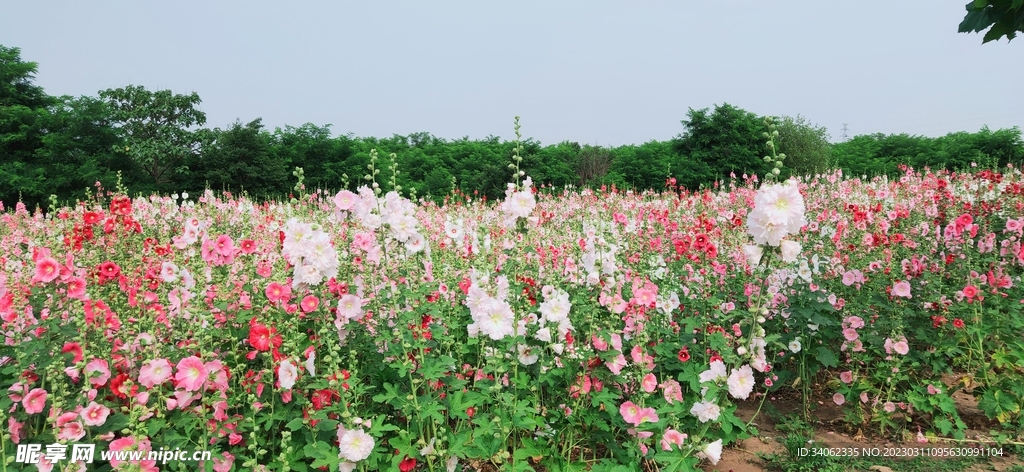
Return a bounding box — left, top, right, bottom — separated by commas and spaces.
727, 365, 755, 400
338, 428, 374, 462
279, 360, 298, 390
780, 239, 802, 263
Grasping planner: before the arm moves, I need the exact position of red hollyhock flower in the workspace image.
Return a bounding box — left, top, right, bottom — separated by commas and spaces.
399, 457, 417, 472
62, 342, 84, 363
677, 347, 690, 363
110, 373, 136, 399
953, 318, 965, 329
248, 322, 281, 352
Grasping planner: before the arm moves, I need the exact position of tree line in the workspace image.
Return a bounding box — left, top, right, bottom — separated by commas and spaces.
2, 44, 1022, 209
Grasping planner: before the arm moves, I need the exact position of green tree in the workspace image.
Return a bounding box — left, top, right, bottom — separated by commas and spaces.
190, 118, 288, 196
959, 0, 1024, 43
0, 45, 55, 206
35, 95, 123, 201
774, 115, 834, 177
673, 103, 770, 187
99, 85, 208, 188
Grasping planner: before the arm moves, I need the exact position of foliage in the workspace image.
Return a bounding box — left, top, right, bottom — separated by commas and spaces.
188, 118, 290, 197
98, 84, 208, 188
959, 0, 1024, 43
673, 103, 772, 188
774, 115, 834, 178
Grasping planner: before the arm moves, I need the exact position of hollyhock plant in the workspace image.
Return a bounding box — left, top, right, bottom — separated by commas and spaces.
3, 135, 1023, 470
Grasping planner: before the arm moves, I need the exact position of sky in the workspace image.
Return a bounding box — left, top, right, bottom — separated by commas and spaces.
2, 1, 1022, 147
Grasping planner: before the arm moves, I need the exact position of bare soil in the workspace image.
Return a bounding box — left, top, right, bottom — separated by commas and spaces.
706, 383, 1024, 472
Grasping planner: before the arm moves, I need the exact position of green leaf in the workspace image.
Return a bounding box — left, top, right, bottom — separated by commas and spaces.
286, 417, 306, 431
815, 347, 839, 368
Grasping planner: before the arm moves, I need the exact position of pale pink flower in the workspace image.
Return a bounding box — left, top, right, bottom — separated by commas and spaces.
213, 452, 235, 472
279, 360, 298, 390
842, 328, 859, 341
641, 373, 658, 393
81, 401, 111, 426
697, 439, 723, 465
884, 401, 897, 413
85, 359, 111, 387
138, 359, 173, 389
660, 429, 687, 451
893, 340, 910, 355
690, 400, 721, 423
660, 379, 683, 404
892, 280, 912, 298
840, 371, 854, 384
727, 365, 755, 400
337, 294, 363, 321
605, 354, 627, 375
174, 356, 208, 392
619, 401, 641, 425
833, 393, 845, 405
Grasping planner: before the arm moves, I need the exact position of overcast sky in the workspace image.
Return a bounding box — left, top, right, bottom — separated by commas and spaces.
2, 1, 1021, 146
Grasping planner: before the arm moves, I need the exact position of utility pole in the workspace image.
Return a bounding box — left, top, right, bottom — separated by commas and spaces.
841, 123, 849, 141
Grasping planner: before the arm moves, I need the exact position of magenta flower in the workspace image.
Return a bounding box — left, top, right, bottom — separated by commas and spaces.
33, 257, 60, 284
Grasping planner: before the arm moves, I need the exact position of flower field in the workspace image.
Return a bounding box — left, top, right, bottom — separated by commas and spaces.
2, 161, 1024, 471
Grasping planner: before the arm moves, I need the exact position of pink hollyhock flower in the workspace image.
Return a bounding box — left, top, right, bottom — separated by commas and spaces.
892, 340, 910, 355
884, 401, 897, 413
33, 257, 60, 284
22, 388, 47, 414
334, 190, 358, 211
138, 359, 173, 389
641, 373, 658, 393
213, 401, 229, 421
175, 356, 208, 392
215, 234, 235, 257
842, 328, 859, 341
927, 384, 941, 395
239, 239, 257, 254
840, 371, 854, 384
213, 452, 235, 472
85, 359, 111, 387
300, 295, 319, 313
592, 334, 609, 351
660, 379, 683, 404
619, 401, 641, 425
605, 354, 627, 375
81, 401, 111, 426
8, 417, 24, 443
337, 294, 363, 321
62, 342, 83, 363
833, 393, 846, 405
265, 282, 291, 304
635, 407, 659, 425
66, 276, 87, 299
660, 429, 687, 451
57, 420, 86, 442
892, 281, 912, 298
